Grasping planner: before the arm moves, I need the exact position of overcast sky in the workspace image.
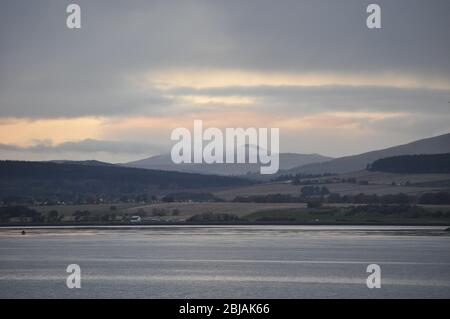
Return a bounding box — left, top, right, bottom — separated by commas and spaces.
1, 0, 449, 162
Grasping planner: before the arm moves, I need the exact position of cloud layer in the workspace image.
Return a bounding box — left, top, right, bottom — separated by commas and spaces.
0, 0, 449, 160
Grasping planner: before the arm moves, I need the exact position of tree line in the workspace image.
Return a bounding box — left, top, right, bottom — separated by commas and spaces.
368, 153, 450, 174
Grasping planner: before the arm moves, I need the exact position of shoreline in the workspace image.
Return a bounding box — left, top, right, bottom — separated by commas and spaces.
2, 220, 450, 227
1, 222, 449, 230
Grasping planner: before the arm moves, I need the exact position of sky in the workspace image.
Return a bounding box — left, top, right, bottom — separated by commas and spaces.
0, 0, 449, 163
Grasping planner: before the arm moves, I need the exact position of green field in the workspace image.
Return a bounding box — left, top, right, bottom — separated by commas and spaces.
2, 169, 449, 225
244, 206, 450, 225
17, 201, 450, 225
213, 181, 450, 201
28, 202, 308, 222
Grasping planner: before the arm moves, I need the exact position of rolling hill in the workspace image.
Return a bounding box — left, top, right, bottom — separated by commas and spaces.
285, 133, 450, 175
0, 161, 252, 200
125, 151, 332, 176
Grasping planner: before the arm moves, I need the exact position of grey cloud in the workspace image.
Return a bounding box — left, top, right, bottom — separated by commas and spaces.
1, 0, 450, 119
364, 113, 450, 138
0, 144, 19, 151
0, 139, 167, 155
0, 62, 173, 118
169, 85, 450, 115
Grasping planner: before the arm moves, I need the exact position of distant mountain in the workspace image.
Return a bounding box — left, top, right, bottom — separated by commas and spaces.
286, 133, 450, 175
0, 161, 252, 200
49, 160, 115, 167
124, 150, 332, 176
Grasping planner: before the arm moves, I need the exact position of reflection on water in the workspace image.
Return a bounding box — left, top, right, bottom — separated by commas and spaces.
0, 225, 450, 298
1, 225, 449, 237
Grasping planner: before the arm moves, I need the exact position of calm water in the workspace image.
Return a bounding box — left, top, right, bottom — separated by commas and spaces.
1, 225, 450, 298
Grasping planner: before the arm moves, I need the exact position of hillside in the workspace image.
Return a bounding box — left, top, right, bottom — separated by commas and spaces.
0, 161, 252, 201
49, 160, 115, 167
285, 133, 450, 175
125, 151, 332, 176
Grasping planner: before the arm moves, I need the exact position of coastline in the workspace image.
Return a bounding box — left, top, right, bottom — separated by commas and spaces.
1, 221, 450, 228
